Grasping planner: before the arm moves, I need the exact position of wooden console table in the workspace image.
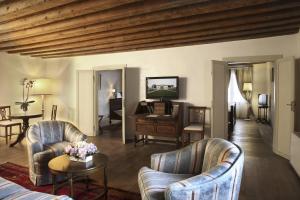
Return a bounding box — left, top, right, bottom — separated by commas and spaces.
134, 101, 183, 147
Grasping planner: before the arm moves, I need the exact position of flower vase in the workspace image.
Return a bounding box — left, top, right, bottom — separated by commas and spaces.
69, 155, 93, 163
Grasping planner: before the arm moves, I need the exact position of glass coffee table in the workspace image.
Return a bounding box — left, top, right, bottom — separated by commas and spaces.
48, 153, 108, 199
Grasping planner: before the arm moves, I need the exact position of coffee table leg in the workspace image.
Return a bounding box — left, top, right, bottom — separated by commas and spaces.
70, 175, 74, 198
52, 174, 56, 194
104, 167, 108, 200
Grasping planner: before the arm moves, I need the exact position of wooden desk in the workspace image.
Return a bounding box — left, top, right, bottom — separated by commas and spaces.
134, 101, 183, 147
9, 113, 42, 147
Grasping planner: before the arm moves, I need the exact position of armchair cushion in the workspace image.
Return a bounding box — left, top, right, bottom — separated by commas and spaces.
44, 141, 70, 156
138, 167, 193, 200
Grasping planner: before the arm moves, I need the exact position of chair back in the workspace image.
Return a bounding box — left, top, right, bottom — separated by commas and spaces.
0, 106, 11, 121
51, 105, 57, 120
188, 106, 206, 125
38, 121, 64, 145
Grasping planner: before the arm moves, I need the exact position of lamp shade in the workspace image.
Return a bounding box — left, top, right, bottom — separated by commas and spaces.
31, 78, 55, 95
243, 82, 252, 91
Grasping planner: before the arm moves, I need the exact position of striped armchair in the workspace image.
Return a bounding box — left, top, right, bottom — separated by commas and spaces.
26, 121, 87, 186
138, 138, 244, 200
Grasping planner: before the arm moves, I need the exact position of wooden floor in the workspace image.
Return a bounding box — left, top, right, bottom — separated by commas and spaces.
0, 120, 300, 199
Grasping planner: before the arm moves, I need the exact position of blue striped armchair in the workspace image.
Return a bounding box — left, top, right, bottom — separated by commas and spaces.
26, 121, 87, 186
138, 138, 244, 200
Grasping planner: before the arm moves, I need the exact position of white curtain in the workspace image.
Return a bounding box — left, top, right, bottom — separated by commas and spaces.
228, 69, 248, 118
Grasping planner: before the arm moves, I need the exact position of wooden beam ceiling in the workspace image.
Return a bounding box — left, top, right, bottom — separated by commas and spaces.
0, 0, 299, 58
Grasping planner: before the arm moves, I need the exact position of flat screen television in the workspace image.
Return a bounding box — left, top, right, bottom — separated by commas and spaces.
258, 94, 268, 106
146, 76, 179, 99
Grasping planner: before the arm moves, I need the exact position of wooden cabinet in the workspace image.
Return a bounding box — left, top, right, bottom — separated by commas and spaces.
134, 101, 183, 147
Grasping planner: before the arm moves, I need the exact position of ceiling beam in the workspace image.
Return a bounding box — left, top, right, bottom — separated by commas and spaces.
18, 18, 300, 55
28, 25, 299, 57
0, 0, 141, 33
38, 28, 298, 59
0, 0, 78, 23
0, 1, 297, 50
0, 0, 211, 41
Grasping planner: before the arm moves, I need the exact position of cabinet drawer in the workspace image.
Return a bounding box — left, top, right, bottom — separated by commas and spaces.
156, 125, 176, 136
136, 118, 153, 124
136, 124, 155, 133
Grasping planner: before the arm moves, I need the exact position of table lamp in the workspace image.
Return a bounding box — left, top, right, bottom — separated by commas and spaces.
31, 78, 54, 119
243, 82, 252, 101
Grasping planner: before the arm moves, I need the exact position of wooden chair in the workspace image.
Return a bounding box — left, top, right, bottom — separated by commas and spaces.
182, 106, 206, 146
51, 105, 57, 120
0, 106, 22, 144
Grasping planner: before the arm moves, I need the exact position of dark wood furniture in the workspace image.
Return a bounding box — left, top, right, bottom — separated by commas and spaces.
109, 98, 122, 124
0, 106, 22, 145
51, 105, 57, 120
9, 113, 43, 147
258, 105, 269, 123
134, 101, 183, 147
48, 153, 108, 199
182, 106, 206, 146
228, 104, 237, 134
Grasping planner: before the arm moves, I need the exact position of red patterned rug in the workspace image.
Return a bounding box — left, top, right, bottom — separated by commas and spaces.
0, 162, 140, 200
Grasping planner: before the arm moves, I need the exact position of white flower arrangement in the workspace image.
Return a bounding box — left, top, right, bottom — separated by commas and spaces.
65, 141, 98, 162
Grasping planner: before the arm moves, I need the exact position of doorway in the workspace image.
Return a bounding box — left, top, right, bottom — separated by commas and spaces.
227, 62, 274, 147
77, 65, 126, 144
96, 69, 123, 141
212, 56, 295, 159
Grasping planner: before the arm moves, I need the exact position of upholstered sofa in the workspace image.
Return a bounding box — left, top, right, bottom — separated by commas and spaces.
26, 121, 87, 186
138, 138, 244, 200
0, 177, 71, 200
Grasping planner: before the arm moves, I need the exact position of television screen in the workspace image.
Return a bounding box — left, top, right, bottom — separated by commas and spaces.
146, 76, 179, 99
258, 94, 268, 106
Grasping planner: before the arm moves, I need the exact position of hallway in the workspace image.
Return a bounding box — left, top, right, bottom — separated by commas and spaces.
231, 120, 300, 200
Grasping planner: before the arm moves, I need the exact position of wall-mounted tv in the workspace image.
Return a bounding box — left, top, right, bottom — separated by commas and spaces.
258, 94, 268, 106
146, 76, 179, 99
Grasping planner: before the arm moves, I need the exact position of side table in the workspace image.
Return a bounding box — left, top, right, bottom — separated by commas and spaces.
48, 153, 108, 199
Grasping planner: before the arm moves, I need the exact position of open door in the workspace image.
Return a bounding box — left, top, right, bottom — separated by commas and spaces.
77, 70, 95, 136
212, 60, 228, 139
290, 59, 300, 175
273, 57, 295, 158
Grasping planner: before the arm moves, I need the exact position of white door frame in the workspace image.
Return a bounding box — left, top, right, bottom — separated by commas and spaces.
93, 65, 127, 144
76, 70, 96, 136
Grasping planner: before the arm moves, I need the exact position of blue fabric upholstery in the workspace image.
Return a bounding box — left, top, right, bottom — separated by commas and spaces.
26, 121, 87, 186
0, 177, 71, 200
138, 138, 244, 200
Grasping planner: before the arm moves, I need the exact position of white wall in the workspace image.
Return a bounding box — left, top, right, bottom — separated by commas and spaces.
252, 63, 273, 121
42, 34, 299, 139
97, 70, 122, 116
0, 52, 47, 119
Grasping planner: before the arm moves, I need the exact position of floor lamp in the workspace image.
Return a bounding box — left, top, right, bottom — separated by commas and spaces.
243, 82, 252, 120
32, 79, 54, 120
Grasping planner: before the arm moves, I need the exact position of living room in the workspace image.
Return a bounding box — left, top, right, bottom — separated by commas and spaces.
0, 1, 300, 200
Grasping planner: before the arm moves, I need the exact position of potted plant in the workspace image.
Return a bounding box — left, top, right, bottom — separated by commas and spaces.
15, 78, 35, 112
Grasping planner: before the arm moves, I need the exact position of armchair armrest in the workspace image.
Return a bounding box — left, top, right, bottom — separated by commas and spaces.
64, 123, 87, 143
33, 149, 55, 163
26, 125, 43, 155
151, 140, 207, 174
165, 153, 244, 200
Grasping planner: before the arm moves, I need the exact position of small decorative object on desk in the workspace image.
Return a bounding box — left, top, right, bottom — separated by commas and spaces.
65, 141, 98, 162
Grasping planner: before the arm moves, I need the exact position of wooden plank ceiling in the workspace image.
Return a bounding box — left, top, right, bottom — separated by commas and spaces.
0, 0, 299, 59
